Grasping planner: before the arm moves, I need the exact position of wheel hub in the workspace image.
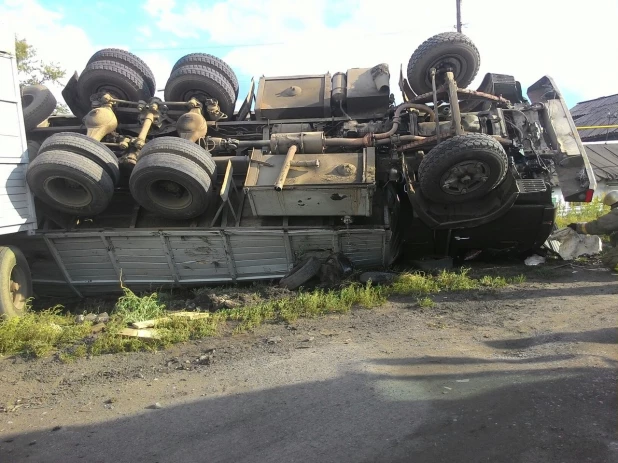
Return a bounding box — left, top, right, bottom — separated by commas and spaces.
440, 160, 490, 195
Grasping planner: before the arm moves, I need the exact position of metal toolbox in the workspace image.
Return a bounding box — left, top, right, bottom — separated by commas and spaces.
243, 148, 376, 217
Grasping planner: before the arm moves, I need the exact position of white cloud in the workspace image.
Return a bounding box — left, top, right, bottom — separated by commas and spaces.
144, 0, 618, 103
0, 0, 96, 108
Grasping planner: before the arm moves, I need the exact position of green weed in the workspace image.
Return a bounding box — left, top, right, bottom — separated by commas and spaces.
113, 285, 166, 324
417, 297, 435, 308
0, 268, 528, 359
0, 305, 91, 358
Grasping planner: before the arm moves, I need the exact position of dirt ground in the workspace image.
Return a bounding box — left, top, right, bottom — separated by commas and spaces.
0, 263, 616, 463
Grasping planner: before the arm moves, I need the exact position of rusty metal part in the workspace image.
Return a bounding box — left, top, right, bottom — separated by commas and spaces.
205, 99, 227, 121
176, 107, 207, 142
397, 133, 514, 152
397, 135, 439, 152
133, 101, 160, 149
270, 132, 325, 154
274, 145, 298, 191
410, 87, 512, 106
431, 68, 441, 144
83, 104, 118, 141
445, 71, 463, 136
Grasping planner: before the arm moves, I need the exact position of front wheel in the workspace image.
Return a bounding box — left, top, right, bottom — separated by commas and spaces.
418, 133, 508, 204
0, 246, 33, 318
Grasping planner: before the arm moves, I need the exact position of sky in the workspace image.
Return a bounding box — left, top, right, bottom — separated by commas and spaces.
1, 0, 616, 112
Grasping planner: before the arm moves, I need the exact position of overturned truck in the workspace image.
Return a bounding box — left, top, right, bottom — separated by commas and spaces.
0, 31, 595, 315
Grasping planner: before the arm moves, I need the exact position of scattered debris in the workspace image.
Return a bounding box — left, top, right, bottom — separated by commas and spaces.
197, 355, 211, 365
266, 336, 282, 344
118, 328, 160, 339
456, 379, 470, 383
148, 403, 163, 410
549, 227, 602, 260
91, 323, 106, 334
359, 271, 396, 284
131, 318, 170, 329
169, 311, 210, 320
524, 255, 546, 266
51, 426, 62, 432
95, 312, 109, 323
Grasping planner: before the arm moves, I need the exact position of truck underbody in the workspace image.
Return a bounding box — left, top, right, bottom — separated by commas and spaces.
0, 31, 596, 305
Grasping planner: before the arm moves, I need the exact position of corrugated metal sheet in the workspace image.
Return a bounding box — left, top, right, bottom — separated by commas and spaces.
583, 144, 618, 180
0, 49, 37, 235
571, 94, 618, 141
6, 228, 391, 292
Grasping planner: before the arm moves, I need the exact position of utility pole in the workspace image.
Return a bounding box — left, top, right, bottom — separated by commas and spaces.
456, 0, 462, 32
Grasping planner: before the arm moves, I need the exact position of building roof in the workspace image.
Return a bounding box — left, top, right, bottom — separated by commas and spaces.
571, 94, 618, 141
584, 143, 618, 181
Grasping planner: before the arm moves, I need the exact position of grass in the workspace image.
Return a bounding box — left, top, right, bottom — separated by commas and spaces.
0, 269, 526, 359
554, 197, 609, 229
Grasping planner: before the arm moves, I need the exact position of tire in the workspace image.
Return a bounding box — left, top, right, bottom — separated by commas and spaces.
129, 153, 213, 219
418, 133, 508, 204
21, 85, 57, 131
39, 132, 120, 185
279, 257, 322, 290
140, 137, 217, 180
27, 139, 41, 161
26, 150, 115, 216
407, 32, 480, 95
0, 246, 32, 318
87, 48, 156, 94
164, 66, 236, 117
77, 60, 153, 104
172, 53, 239, 96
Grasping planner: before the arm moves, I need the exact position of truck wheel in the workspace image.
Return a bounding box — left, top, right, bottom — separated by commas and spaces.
21, 85, 57, 131
27, 140, 41, 161
171, 53, 239, 96
0, 246, 33, 318
140, 137, 217, 180
87, 48, 156, 94
418, 133, 508, 204
129, 153, 213, 219
164, 66, 236, 117
77, 60, 153, 104
26, 150, 115, 216
407, 32, 480, 95
279, 257, 322, 290
39, 132, 120, 185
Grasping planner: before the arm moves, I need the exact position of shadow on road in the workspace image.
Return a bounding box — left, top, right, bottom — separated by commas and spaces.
1, 360, 615, 463
485, 327, 618, 349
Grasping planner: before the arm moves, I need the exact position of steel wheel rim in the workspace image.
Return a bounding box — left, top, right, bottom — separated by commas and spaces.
440, 160, 490, 195
9, 264, 28, 310
44, 176, 93, 207
147, 179, 193, 210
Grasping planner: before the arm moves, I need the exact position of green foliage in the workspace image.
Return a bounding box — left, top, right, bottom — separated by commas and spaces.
417, 297, 435, 308
0, 306, 91, 358
15, 37, 66, 86
0, 269, 527, 359
113, 286, 166, 324
555, 197, 609, 229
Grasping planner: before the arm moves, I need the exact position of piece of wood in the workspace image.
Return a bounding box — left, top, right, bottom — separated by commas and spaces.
131, 317, 170, 329
118, 328, 160, 339
91, 323, 106, 334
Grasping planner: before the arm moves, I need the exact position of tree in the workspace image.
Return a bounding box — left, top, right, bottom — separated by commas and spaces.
15, 37, 70, 114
